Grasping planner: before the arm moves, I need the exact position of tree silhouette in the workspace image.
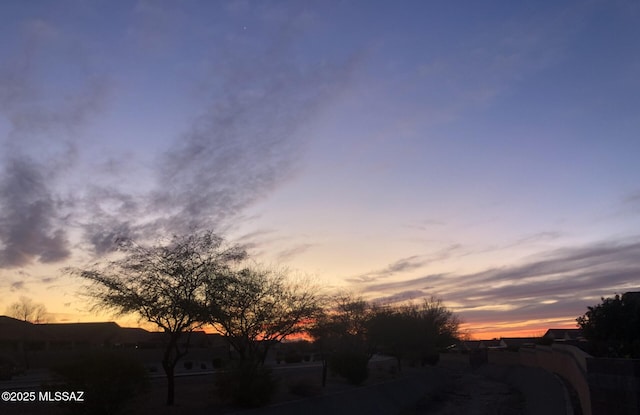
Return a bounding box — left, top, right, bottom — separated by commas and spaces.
205, 266, 319, 407
367, 306, 411, 371
310, 295, 374, 385
401, 297, 460, 364
206, 266, 320, 365
577, 292, 640, 358
312, 295, 461, 384
368, 297, 460, 370
69, 231, 246, 406
6, 296, 49, 323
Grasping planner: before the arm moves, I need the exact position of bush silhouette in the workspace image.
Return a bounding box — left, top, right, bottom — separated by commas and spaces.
421, 352, 440, 366
577, 292, 640, 358
0, 354, 18, 380
50, 351, 149, 415
288, 376, 321, 397
329, 351, 369, 385
215, 362, 277, 407
284, 350, 303, 363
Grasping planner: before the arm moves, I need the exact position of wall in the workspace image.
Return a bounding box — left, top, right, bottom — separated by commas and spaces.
587, 357, 640, 415
488, 345, 640, 415
518, 345, 591, 415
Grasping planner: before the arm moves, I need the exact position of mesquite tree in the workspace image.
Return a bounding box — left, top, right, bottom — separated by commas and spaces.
207, 266, 320, 365
70, 231, 245, 405
6, 296, 49, 323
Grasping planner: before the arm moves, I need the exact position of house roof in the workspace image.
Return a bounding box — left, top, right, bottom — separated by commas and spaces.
460, 340, 482, 351
37, 322, 122, 344
543, 328, 583, 341
115, 327, 155, 344
0, 316, 44, 341
480, 339, 502, 348
499, 337, 538, 348
0, 315, 225, 349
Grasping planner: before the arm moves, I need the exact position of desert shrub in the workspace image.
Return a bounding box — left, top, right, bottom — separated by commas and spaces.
0, 354, 19, 380
329, 351, 369, 385
288, 376, 320, 397
421, 352, 440, 366
215, 362, 277, 408
469, 348, 488, 369
50, 351, 149, 415
284, 350, 302, 363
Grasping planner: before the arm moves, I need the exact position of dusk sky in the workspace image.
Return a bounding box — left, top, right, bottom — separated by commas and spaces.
1, 0, 639, 339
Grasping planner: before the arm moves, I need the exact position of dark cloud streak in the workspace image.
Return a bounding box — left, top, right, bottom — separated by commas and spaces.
82, 8, 357, 251
0, 18, 109, 268
151, 30, 353, 234
361, 238, 640, 328
0, 157, 71, 267
1, 7, 358, 261
276, 243, 315, 262
348, 244, 461, 283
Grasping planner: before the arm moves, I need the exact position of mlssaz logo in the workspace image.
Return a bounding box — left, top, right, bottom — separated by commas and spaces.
38, 391, 85, 402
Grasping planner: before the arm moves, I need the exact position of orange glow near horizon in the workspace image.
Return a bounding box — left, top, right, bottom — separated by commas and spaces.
462, 319, 579, 340
36, 304, 582, 342
102, 319, 579, 342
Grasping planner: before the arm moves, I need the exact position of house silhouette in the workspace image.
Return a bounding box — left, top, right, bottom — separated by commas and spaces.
0, 316, 226, 374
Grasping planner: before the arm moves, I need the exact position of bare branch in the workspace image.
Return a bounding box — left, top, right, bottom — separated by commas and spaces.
66, 230, 245, 406
5, 296, 50, 323
206, 265, 321, 364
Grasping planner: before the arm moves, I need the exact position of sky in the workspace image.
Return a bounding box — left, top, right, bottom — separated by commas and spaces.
1, 0, 639, 339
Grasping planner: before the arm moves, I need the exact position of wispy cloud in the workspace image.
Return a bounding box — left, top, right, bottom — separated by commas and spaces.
276, 243, 315, 262
0, 18, 109, 153
402, 219, 446, 231
385, 3, 591, 132
361, 237, 640, 327
41, 276, 58, 284
0, 8, 357, 261
621, 190, 640, 214
511, 231, 563, 247
372, 289, 428, 305
76, 7, 357, 254
348, 244, 461, 283
364, 273, 447, 294
148, 31, 353, 235
347, 256, 428, 284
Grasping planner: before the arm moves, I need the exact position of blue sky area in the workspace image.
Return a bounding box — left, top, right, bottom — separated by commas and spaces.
1, 0, 639, 338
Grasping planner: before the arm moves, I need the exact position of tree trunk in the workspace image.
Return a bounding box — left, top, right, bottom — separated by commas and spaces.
165, 364, 175, 406
321, 358, 328, 387
162, 334, 182, 406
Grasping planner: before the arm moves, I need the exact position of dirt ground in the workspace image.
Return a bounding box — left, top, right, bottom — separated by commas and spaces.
127, 359, 406, 414
1, 355, 526, 415
126, 355, 524, 415
404, 367, 524, 415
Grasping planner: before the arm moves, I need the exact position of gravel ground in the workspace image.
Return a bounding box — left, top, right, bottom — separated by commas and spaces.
406, 366, 524, 415
2, 355, 543, 415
